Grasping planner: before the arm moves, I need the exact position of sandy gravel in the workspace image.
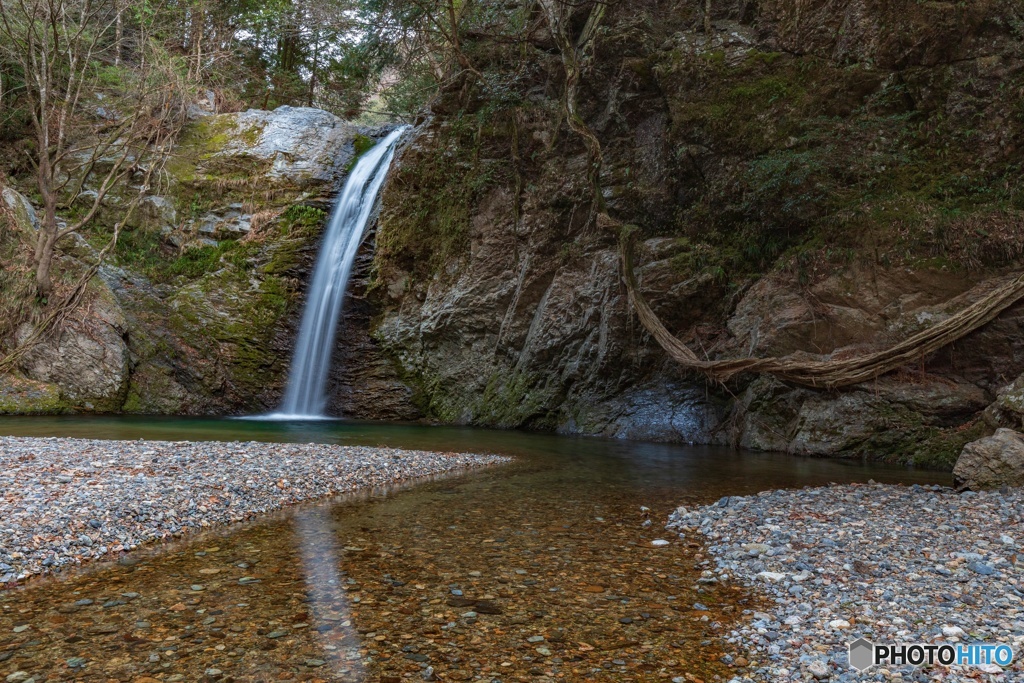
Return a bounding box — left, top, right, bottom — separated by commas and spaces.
0, 436, 508, 584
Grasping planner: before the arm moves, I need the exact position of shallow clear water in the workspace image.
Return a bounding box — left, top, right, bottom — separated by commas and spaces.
0, 417, 949, 682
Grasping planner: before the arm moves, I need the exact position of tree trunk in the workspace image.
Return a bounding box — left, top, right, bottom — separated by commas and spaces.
188, 4, 205, 80
33, 198, 58, 298
538, 0, 607, 218
307, 25, 320, 106
115, 2, 123, 66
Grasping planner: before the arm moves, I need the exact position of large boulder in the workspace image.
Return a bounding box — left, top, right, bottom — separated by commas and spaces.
16, 286, 130, 411
953, 428, 1024, 490
2, 185, 39, 234
172, 105, 360, 188
983, 374, 1024, 430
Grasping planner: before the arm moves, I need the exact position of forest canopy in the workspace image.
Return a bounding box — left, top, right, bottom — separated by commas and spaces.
0, 0, 540, 303
0, 0, 524, 131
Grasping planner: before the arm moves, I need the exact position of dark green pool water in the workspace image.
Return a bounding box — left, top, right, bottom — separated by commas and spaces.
0, 414, 950, 493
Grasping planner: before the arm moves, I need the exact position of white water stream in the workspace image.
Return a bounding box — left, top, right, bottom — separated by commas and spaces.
266, 127, 407, 419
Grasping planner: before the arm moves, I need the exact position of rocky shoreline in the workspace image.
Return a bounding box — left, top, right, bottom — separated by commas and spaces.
0, 436, 508, 584
669, 483, 1024, 682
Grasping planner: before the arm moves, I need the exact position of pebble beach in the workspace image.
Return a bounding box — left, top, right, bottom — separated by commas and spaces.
0, 436, 508, 584
669, 483, 1024, 682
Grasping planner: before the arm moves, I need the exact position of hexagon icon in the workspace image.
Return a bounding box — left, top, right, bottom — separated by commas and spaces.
848, 637, 875, 671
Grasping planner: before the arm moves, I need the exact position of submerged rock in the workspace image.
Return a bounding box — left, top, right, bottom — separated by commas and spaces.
954, 428, 1024, 490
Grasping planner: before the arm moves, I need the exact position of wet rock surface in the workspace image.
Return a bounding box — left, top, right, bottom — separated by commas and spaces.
0, 437, 506, 583
669, 484, 1024, 681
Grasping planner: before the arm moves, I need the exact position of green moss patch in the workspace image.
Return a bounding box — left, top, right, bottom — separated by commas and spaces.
375, 112, 507, 283
344, 134, 377, 172
0, 375, 71, 415
652, 43, 1024, 287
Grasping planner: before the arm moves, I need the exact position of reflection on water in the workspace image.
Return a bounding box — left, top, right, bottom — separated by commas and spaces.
0, 417, 949, 681
293, 507, 365, 681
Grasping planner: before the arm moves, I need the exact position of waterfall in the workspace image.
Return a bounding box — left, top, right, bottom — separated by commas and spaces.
271, 127, 407, 419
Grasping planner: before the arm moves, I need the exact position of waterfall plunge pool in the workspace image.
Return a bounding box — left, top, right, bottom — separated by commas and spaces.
0, 416, 949, 681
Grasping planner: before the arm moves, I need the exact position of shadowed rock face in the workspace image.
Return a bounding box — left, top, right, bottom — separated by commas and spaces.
323, 247, 422, 422
365, 0, 1024, 467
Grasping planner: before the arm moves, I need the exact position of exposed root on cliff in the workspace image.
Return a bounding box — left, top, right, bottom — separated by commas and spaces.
619, 224, 1024, 389
539, 0, 608, 225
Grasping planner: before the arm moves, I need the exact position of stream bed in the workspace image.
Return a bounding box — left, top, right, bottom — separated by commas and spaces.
0, 417, 949, 682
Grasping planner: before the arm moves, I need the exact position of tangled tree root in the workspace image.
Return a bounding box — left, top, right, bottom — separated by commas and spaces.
619, 225, 1024, 389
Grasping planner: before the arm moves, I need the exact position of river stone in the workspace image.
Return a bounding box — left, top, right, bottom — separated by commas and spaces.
954, 428, 1024, 490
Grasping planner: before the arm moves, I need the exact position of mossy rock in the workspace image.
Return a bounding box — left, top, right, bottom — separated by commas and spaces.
477, 370, 559, 429
0, 375, 71, 415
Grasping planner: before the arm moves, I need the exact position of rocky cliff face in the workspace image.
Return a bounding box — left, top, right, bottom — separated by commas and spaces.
2, 0, 1023, 470
367, 0, 1024, 467
1, 106, 416, 419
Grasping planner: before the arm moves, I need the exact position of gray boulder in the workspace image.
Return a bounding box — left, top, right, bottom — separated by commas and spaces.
212, 106, 358, 186
954, 428, 1024, 491
133, 195, 178, 231
2, 186, 39, 232
983, 374, 1024, 430
16, 291, 130, 411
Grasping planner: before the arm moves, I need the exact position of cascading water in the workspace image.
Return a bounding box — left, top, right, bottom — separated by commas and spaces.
269, 127, 407, 419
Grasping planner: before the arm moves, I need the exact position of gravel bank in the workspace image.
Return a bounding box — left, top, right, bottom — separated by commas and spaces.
668, 483, 1024, 682
0, 436, 508, 584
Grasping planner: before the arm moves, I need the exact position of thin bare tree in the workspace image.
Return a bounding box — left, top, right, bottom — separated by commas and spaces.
0, 0, 185, 297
